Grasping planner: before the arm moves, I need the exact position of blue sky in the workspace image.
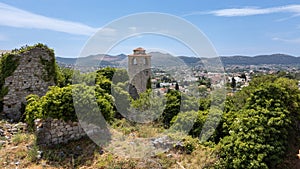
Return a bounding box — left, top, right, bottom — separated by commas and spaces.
0, 0, 300, 57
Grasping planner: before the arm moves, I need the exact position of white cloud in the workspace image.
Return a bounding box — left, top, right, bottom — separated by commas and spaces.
184, 4, 300, 17
272, 37, 300, 43
0, 2, 98, 35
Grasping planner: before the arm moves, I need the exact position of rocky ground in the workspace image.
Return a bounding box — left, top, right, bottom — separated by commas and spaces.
0, 118, 219, 169
0, 120, 27, 143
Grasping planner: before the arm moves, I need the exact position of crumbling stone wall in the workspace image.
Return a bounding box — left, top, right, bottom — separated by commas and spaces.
3, 47, 55, 120
35, 118, 86, 146
35, 118, 104, 146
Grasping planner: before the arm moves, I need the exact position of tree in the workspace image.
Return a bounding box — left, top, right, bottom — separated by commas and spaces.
146, 77, 152, 90
199, 97, 211, 111
156, 82, 161, 88
59, 67, 74, 86
170, 110, 199, 136
128, 89, 165, 123
96, 67, 116, 81
198, 85, 208, 98
162, 89, 181, 128
180, 93, 199, 112
113, 69, 129, 84
96, 77, 112, 94
111, 82, 131, 119
239, 73, 247, 82
175, 82, 179, 91
95, 68, 130, 94
198, 76, 211, 88
230, 77, 236, 89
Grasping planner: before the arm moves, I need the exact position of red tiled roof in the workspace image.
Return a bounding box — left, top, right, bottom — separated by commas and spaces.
134, 47, 145, 51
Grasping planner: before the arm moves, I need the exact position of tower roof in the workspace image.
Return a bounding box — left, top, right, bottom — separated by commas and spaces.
128, 47, 151, 57
133, 47, 145, 51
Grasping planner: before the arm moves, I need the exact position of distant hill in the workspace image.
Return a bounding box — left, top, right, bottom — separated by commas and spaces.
56, 54, 127, 66
178, 56, 201, 66
148, 52, 185, 67
56, 53, 300, 67
56, 57, 77, 65
219, 54, 300, 65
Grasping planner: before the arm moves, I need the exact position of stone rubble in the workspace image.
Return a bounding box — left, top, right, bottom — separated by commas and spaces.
151, 135, 185, 152
0, 121, 27, 147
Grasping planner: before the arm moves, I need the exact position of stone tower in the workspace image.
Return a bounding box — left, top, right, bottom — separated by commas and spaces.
128, 47, 151, 93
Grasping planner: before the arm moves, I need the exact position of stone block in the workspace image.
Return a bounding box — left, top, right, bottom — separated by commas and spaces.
50, 130, 57, 135
52, 138, 58, 142
72, 126, 79, 131
57, 132, 64, 137
45, 134, 51, 140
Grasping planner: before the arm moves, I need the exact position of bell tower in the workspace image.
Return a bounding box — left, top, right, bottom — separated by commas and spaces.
128, 47, 151, 94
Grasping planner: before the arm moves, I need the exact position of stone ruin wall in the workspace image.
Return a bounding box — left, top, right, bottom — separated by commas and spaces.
35, 118, 86, 146
35, 118, 104, 146
3, 47, 55, 120
34, 118, 182, 151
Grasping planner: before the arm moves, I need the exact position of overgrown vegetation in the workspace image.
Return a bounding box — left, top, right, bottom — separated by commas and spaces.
22, 61, 300, 168
216, 76, 300, 168
2, 44, 300, 168
39, 55, 62, 84
25, 84, 115, 128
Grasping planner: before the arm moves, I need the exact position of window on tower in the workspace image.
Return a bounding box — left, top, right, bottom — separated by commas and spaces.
133, 58, 137, 65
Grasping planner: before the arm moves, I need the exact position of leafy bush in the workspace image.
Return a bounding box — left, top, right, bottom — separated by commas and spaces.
96, 68, 129, 94
217, 77, 300, 168
111, 82, 131, 119
162, 89, 181, 128
25, 84, 115, 128
129, 89, 165, 123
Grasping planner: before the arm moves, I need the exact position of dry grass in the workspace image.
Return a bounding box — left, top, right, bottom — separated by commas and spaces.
0, 119, 218, 169
135, 123, 164, 138
11, 132, 31, 145
0, 133, 36, 168
177, 145, 218, 169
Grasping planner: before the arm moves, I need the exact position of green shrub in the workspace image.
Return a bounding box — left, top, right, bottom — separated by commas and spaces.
162, 89, 181, 128
217, 77, 300, 168
25, 84, 115, 128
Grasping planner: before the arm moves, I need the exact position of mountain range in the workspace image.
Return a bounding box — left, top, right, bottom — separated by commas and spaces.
56, 52, 300, 67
